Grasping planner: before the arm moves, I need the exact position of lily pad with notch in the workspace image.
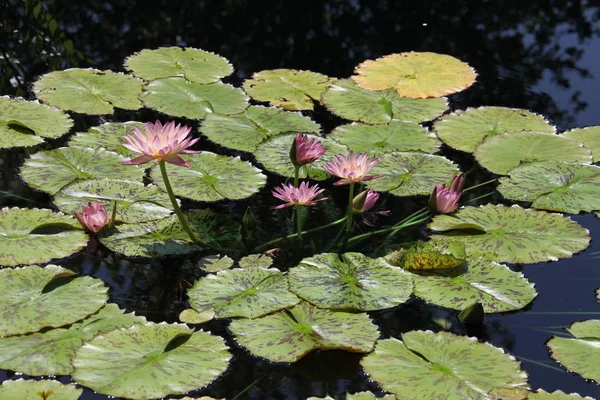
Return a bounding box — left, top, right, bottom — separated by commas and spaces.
68, 121, 145, 157
198, 255, 234, 272
0, 379, 82, 400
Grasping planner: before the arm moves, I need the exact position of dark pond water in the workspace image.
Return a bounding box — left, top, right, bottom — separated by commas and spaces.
2, 1, 600, 399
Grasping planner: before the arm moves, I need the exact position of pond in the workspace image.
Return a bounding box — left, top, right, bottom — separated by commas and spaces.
1, 1, 600, 399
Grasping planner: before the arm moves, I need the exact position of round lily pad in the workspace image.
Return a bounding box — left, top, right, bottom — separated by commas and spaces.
20, 147, 145, 195
0, 379, 82, 400
125, 47, 233, 83
321, 79, 448, 124
242, 69, 335, 111
200, 105, 321, 152
563, 126, 600, 162
386, 241, 467, 271
498, 161, 600, 214
529, 390, 595, 399
68, 121, 145, 157
141, 77, 249, 119
198, 255, 234, 272
0, 96, 73, 148
188, 267, 300, 318
361, 331, 529, 399
429, 204, 590, 264
238, 254, 273, 269
434, 106, 556, 153
0, 264, 108, 337
149, 153, 266, 202
0, 207, 88, 267
475, 132, 591, 174
352, 52, 477, 98
179, 309, 215, 324
33, 68, 143, 114
71, 322, 231, 399
288, 253, 413, 311
229, 301, 380, 363
365, 152, 459, 197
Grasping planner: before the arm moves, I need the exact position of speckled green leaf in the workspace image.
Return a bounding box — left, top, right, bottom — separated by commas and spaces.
309, 393, 395, 400
548, 319, 600, 384
125, 47, 233, 83
563, 126, 600, 162
68, 121, 145, 157
229, 301, 379, 363
238, 254, 273, 269
20, 147, 144, 195
429, 204, 590, 264
498, 161, 600, 213
361, 332, 528, 400
394, 240, 466, 270
243, 69, 335, 111
54, 179, 174, 223
200, 105, 320, 152
529, 389, 594, 399
288, 253, 413, 311
0, 379, 82, 400
412, 257, 537, 313
0, 303, 146, 375
365, 152, 459, 196
0, 96, 73, 148
71, 322, 231, 399
149, 152, 266, 201
321, 79, 448, 124
329, 121, 440, 156
434, 106, 556, 153
0, 264, 107, 337
188, 267, 298, 318
33, 68, 143, 114
475, 132, 591, 174
198, 255, 234, 272
179, 308, 215, 324
0, 207, 88, 267
141, 77, 249, 119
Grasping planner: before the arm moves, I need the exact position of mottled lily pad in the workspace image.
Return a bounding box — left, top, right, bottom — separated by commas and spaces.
391, 241, 466, 270
361, 331, 529, 399
125, 47, 233, 83
238, 254, 273, 269
352, 52, 477, 98
141, 77, 249, 119
288, 253, 413, 311
309, 393, 395, 400
0, 264, 107, 337
429, 204, 590, 264
229, 301, 379, 363
529, 390, 594, 399
33, 68, 143, 114
68, 121, 145, 157
0, 96, 73, 148
198, 255, 234, 272
200, 105, 320, 152
563, 126, 600, 162
0, 207, 89, 267
0, 379, 82, 400
243, 69, 335, 110
179, 309, 215, 324
434, 106, 556, 153
71, 322, 231, 399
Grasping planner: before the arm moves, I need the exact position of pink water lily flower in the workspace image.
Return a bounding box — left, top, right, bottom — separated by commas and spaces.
121, 120, 201, 167
429, 173, 466, 214
323, 151, 382, 185
290, 133, 327, 166
353, 189, 391, 226
75, 201, 109, 233
272, 181, 328, 209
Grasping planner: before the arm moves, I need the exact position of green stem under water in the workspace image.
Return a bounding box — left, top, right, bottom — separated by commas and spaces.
295, 204, 302, 242
346, 182, 355, 232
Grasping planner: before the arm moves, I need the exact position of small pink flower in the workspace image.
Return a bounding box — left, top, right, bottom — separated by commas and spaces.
429, 174, 466, 214
121, 120, 201, 167
353, 189, 391, 226
75, 201, 109, 233
272, 181, 328, 209
290, 133, 327, 166
323, 151, 382, 185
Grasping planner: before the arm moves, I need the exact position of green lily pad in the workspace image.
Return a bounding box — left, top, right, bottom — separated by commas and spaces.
529, 389, 594, 399
548, 319, 600, 384
361, 331, 529, 400
329, 121, 440, 156
498, 161, 600, 213
288, 253, 413, 311
33, 68, 143, 114
352, 52, 477, 98
179, 308, 215, 324
309, 393, 395, 400
429, 204, 590, 264
141, 77, 249, 119
0, 303, 146, 375
198, 255, 234, 272
242, 69, 335, 111
475, 132, 591, 174
434, 106, 556, 153
0, 96, 73, 148
563, 126, 600, 162
0, 264, 108, 337
238, 254, 273, 269
188, 267, 300, 318
391, 241, 467, 270
365, 152, 459, 196
412, 257, 537, 313
149, 153, 266, 202
200, 105, 321, 152
229, 301, 379, 363
54, 179, 174, 224
125, 47, 233, 83
20, 147, 144, 195
0, 379, 82, 400
321, 79, 448, 124
0, 207, 89, 267
71, 322, 231, 399
68, 121, 145, 157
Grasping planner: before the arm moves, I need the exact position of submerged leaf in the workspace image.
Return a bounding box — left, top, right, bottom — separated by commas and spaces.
393, 241, 466, 270
0, 379, 82, 400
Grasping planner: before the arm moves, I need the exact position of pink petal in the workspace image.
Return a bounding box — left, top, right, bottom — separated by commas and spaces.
165, 155, 190, 167
122, 155, 154, 165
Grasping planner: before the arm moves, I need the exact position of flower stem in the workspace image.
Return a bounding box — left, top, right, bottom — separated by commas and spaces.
463, 178, 498, 192
294, 166, 300, 187
346, 182, 355, 231
295, 204, 302, 243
